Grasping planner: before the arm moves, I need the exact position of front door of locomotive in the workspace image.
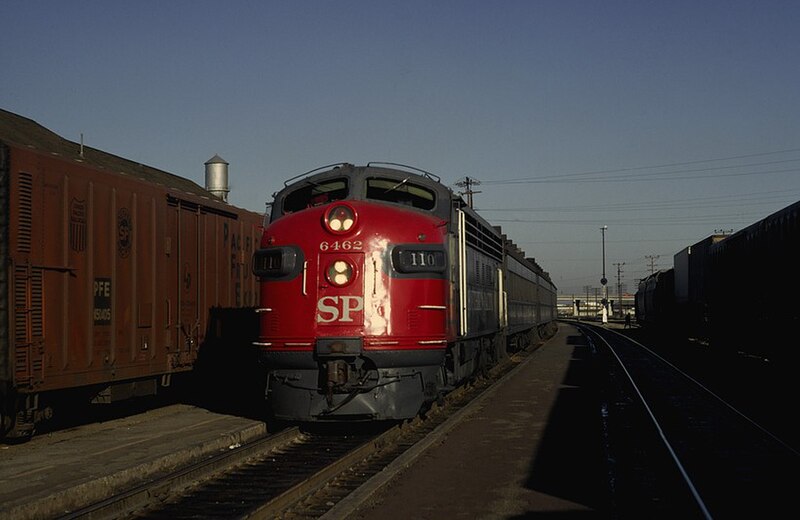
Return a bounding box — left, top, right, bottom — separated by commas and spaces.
315, 249, 365, 333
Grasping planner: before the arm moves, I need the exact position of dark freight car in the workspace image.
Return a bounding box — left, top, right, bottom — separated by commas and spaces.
673, 234, 726, 337
635, 199, 800, 361
0, 110, 263, 437
634, 269, 675, 327
706, 200, 800, 360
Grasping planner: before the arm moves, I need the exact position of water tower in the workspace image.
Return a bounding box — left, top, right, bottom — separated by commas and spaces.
205, 154, 230, 202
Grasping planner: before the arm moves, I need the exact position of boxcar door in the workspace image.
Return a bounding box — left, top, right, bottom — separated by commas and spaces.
178, 204, 200, 355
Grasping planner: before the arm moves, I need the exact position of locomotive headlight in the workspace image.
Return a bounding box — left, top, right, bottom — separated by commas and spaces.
325, 205, 356, 234
327, 259, 354, 286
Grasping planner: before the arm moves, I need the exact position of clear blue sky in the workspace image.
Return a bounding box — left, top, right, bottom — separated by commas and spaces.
3, 1, 799, 295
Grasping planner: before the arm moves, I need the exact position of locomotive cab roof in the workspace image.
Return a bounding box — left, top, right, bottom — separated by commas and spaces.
270, 163, 453, 223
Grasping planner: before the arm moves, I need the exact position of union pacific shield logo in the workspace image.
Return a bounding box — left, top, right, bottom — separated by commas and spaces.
117, 207, 132, 258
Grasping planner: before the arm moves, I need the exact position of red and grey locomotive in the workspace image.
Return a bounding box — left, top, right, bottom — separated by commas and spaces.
253, 163, 556, 421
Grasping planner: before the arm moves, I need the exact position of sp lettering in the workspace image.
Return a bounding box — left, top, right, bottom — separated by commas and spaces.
316, 296, 364, 323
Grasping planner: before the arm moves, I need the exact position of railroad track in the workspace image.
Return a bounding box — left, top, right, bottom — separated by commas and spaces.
575, 322, 800, 519
59, 346, 538, 520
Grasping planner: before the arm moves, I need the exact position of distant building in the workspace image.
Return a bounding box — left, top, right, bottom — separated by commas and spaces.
557, 294, 635, 319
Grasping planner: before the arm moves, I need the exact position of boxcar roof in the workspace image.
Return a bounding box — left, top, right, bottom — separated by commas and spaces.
0, 108, 212, 198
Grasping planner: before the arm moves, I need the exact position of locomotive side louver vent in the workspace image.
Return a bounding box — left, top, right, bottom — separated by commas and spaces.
17, 172, 33, 253
463, 213, 503, 263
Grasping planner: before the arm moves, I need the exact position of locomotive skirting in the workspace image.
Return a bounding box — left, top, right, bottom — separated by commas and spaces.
266, 364, 441, 421
263, 348, 446, 420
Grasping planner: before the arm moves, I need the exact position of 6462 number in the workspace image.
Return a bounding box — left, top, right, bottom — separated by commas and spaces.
320, 240, 363, 251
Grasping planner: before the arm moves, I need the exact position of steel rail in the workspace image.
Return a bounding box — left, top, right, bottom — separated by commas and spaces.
600, 325, 800, 457
58, 427, 303, 520
577, 324, 713, 520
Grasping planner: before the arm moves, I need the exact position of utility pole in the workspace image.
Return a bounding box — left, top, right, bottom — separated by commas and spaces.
613, 262, 625, 317
645, 255, 659, 275
454, 177, 482, 207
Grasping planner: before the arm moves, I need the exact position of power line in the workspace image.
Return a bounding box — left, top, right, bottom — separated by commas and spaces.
486, 166, 800, 185
515, 238, 696, 245
490, 211, 769, 225
482, 147, 800, 185
475, 189, 800, 213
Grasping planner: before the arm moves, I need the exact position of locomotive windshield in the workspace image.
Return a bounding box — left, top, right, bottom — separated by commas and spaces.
283, 177, 348, 213
366, 177, 436, 210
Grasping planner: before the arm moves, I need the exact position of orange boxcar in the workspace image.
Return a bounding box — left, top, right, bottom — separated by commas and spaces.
0, 110, 262, 437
